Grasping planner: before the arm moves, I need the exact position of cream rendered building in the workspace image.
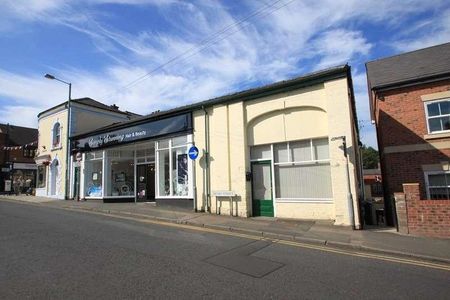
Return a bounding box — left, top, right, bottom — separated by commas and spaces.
69, 65, 362, 227
67, 65, 360, 228
193, 65, 362, 226
35, 98, 137, 199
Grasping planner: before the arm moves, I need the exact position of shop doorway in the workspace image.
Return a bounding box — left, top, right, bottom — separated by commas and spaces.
251, 161, 274, 217
73, 166, 81, 200
136, 163, 155, 202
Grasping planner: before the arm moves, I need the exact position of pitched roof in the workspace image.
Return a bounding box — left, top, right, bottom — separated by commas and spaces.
37, 97, 140, 118
0, 123, 38, 146
73, 64, 355, 139
366, 42, 450, 90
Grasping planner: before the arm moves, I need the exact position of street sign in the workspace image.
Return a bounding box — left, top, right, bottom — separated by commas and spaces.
4, 180, 11, 192
188, 146, 199, 160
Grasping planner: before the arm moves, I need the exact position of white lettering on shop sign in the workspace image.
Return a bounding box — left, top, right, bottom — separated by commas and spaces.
88, 130, 147, 148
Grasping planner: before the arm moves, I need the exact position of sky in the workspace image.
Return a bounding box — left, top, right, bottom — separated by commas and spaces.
0, 0, 449, 148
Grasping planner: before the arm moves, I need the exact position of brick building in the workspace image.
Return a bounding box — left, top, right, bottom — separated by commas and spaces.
0, 123, 38, 194
366, 42, 450, 237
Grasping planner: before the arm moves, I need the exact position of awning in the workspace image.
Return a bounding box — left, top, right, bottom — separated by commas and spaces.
34, 155, 51, 165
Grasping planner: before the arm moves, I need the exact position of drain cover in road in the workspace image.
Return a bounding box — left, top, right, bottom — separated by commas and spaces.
205, 240, 284, 278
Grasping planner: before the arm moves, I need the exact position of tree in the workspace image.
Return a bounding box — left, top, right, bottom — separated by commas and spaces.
361, 145, 379, 169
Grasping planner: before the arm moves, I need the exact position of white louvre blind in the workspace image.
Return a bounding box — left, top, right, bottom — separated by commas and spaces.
313, 138, 329, 160
274, 143, 289, 162
275, 164, 332, 199
274, 137, 332, 201
290, 140, 311, 162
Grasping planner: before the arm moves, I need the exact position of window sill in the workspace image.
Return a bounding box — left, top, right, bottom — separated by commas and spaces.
51, 146, 63, 151
424, 132, 450, 140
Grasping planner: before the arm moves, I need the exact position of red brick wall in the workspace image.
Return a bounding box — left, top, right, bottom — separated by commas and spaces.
375, 79, 450, 199
383, 149, 450, 199
400, 184, 450, 238
376, 79, 450, 147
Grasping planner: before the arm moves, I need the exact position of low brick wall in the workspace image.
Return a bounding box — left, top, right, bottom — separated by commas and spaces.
395, 183, 450, 238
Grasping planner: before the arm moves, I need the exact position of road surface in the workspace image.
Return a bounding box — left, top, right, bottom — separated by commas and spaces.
0, 201, 449, 299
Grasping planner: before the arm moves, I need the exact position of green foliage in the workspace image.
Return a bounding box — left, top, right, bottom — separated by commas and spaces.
361, 145, 379, 169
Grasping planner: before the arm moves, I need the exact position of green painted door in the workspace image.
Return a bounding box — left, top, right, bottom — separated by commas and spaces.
251, 161, 274, 217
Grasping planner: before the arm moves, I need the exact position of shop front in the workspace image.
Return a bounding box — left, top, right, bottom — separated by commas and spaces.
70, 113, 194, 207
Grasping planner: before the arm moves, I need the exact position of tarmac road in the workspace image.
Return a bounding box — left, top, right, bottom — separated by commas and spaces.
1, 201, 449, 299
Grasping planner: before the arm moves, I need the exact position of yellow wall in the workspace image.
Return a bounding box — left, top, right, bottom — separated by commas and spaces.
36, 103, 133, 199
193, 77, 361, 226
36, 109, 68, 198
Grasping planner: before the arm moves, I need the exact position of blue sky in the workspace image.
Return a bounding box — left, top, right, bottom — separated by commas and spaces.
1, 0, 449, 148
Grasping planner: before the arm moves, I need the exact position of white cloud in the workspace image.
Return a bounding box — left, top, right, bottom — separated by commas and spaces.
0, 105, 41, 128
309, 29, 372, 70
392, 9, 450, 52
1, 0, 448, 148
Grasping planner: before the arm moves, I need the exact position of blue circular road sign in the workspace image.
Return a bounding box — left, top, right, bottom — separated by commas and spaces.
188, 146, 199, 160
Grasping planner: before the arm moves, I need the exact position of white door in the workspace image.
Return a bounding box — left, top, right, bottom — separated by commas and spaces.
50, 160, 59, 196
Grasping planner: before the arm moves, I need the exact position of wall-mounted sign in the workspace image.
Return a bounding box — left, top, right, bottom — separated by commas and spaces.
188, 146, 199, 160
13, 163, 38, 170
4, 180, 11, 192
72, 113, 192, 152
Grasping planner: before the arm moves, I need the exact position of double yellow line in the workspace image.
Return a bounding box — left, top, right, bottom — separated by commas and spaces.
63, 207, 450, 272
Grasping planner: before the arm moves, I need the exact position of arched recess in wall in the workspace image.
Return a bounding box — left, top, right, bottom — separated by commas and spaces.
247, 106, 329, 146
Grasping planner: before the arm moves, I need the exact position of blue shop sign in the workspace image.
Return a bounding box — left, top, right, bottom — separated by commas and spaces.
72, 113, 192, 151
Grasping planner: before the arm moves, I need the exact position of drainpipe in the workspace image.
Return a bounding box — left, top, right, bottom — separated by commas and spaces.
358, 143, 365, 229
202, 106, 211, 212
331, 136, 356, 229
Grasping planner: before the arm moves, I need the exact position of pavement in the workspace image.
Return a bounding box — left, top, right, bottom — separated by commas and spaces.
1, 194, 449, 264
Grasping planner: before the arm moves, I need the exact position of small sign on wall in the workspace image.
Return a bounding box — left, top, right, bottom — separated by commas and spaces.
4, 180, 11, 192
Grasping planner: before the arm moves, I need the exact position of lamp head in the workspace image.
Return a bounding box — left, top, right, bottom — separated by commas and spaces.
44, 74, 55, 80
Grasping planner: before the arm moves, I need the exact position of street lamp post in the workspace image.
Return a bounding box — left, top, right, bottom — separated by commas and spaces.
45, 73, 72, 200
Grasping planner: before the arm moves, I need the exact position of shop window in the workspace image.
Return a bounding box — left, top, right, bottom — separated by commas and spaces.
273, 143, 288, 162
275, 164, 332, 199
52, 123, 61, 148
426, 99, 450, 133
290, 140, 311, 162
172, 146, 188, 196
106, 149, 134, 197
426, 172, 450, 200
37, 165, 46, 188
158, 149, 170, 196
85, 151, 103, 197
156, 136, 191, 198
136, 145, 155, 164
271, 137, 332, 201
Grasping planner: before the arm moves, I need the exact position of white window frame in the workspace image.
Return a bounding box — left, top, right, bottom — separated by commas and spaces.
249, 137, 333, 204
424, 170, 450, 200
424, 98, 450, 134
51, 121, 62, 150
103, 148, 135, 199
84, 150, 105, 199
155, 134, 193, 199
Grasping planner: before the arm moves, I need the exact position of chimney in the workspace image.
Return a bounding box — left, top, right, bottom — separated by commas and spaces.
110, 104, 119, 110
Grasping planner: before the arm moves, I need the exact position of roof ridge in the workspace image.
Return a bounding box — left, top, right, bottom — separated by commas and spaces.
366, 42, 450, 65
